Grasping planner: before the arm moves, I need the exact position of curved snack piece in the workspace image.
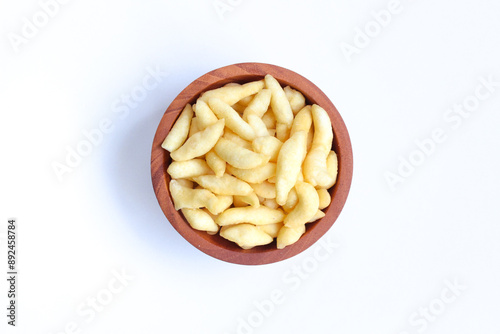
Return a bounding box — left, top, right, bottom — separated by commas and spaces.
249, 181, 276, 199
276, 122, 290, 142
261, 109, 277, 129
210, 194, 234, 215
308, 210, 326, 223
167, 159, 213, 179
265, 74, 293, 128
169, 179, 218, 213
181, 208, 219, 234
214, 137, 269, 169
317, 188, 331, 210
208, 97, 256, 141
215, 206, 285, 226
257, 222, 283, 238
283, 188, 298, 212
220, 223, 273, 249
205, 150, 226, 178
284, 181, 320, 229
193, 174, 253, 196
170, 119, 225, 161
226, 163, 276, 184
322, 150, 338, 189
194, 99, 218, 130
290, 106, 312, 136
277, 224, 306, 249
262, 198, 279, 210
161, 104, 193, 152
247, 114, 270, 138
275, 131, 308, 206
223, 129, 253, 150
303, 104, 334, 187
199, 80, 265, 106
233, 193, 260, 208
252, 136, 283, 163
242, 89, 272, 120
284, 86, 306, 114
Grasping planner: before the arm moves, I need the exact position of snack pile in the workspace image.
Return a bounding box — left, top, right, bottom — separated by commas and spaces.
162, 75, 338, 249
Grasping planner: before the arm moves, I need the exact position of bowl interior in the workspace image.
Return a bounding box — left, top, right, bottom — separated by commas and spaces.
151, 63, 353, 265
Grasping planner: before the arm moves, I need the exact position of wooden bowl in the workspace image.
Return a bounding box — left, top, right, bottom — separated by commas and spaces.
151, 63, 353, 265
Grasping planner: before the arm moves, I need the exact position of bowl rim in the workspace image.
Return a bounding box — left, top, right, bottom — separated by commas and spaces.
151, 62, 353, 265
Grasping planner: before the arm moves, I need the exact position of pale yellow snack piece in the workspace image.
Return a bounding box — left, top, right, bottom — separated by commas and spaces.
161, 104, 193, 152
303, 104, 334, 187
262, 198, 279, 210
170, 119, 225, 161
252, 136, 283, 163
238, 93, 255, 107
175, 178, 194, 189
310, 104, 333, 152
226, 163, 276, 184
308, 210, 325, 223
275, 131, 308, 205
169, 179, 218, 214
284, 86, 306, 115
242, 89, 272, 120
214, 137, 269, 169
220, 223, 273, 249
249, 181, 276, 199
277, 224, 306, 249
282, 187, 298, 212
200, 80, 265, 106
188, 117, 200, 137
167, 159, 213, 179
267, 176, 276, 183
208, 97, 256, 141
194, 99, 218, 130
181, 208, 219, 234
276, 122, 290, 142
317, 188, 331, 210
284, 181, 320, 229
192, 174, 253, 196
247, 114, 270, 138
261, 109, 277, 129
290, 106, 312, 136
211, 194, 234, 215
205, 150, 226, 178
322, 150, 339, 189
233, 193, 260, 208
223, 129, 253, 150
265, 74, 293, 128
215, 206, 285, 226
257, 222, 283, 238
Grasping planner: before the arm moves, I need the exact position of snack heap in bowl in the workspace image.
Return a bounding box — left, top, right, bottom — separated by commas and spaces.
161, 74, 338, 250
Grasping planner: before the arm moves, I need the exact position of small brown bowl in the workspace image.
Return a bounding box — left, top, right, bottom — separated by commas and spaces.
151, 62, 353, 265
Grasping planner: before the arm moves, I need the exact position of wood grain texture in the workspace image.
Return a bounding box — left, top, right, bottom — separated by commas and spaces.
151, 62, 353, 265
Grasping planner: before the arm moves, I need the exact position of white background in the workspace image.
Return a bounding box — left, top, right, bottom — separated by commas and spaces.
1, 0, 500, 333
